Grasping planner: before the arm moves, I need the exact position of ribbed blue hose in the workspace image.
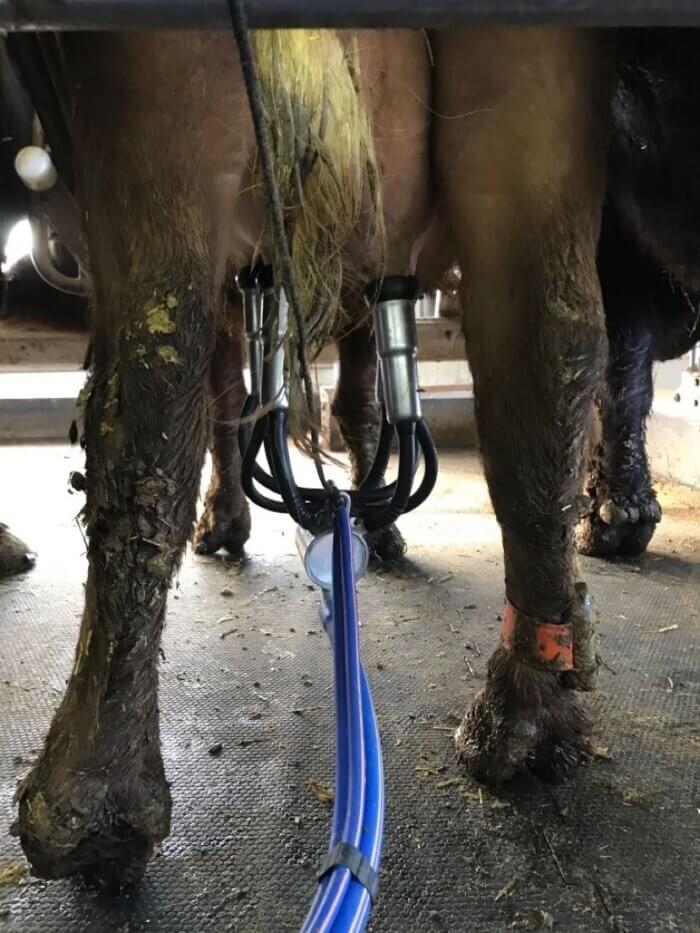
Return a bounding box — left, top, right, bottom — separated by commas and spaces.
332, 505, 384, 932
301, 596, 348, 932
313, 596, 384, 933
328, 663, 385, 933
301, 502, 366, 932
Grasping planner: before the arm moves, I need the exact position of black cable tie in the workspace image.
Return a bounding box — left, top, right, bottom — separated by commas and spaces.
318, 842, 379, 902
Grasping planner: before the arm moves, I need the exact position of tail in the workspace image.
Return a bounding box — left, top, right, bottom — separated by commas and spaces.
252, 30, 384, 443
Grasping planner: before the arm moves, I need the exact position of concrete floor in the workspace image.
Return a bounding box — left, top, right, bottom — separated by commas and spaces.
0, 445, 698, 932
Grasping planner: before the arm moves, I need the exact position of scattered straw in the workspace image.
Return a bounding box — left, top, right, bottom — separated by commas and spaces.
0, 859, 28, 887
307, 779, 334, 804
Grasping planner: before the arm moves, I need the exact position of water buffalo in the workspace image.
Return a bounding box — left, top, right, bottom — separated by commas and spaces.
5, 23, 694, 891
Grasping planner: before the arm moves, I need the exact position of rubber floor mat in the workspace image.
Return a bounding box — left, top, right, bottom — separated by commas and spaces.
0, 447, 697, 932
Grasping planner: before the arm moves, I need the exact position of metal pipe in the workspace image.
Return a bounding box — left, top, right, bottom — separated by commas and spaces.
260, 284, 289, 411
372, 277, 422, 425
2, 0, 700, 31
238, 270, 263, 400
27, 215, 89, 295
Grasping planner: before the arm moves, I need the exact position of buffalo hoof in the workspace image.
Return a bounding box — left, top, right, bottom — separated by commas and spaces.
455, 647, 591, 785
365, 523, 407, 564
14, 749, 171, 889
194, 492, 251, 557
576, 492, 661, 558
0, 523, 36, 578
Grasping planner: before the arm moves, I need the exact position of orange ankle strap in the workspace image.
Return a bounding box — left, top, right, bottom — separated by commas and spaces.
502, 598, 575, 672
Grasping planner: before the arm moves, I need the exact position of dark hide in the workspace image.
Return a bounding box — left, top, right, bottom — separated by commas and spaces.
607, 29, 700, 301
193, 288, 251, 558
578, 28, 700, 557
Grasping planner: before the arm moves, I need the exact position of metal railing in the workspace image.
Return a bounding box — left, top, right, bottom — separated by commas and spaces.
2, 0, 700, 30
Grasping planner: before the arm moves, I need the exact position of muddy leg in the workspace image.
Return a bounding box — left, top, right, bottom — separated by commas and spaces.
576, 326, 659, 558
435, 28, 612, 784
333, 320, 406, 562
576, 217, 668, 558
15, 199, 215, 885
194, 299, 251, 557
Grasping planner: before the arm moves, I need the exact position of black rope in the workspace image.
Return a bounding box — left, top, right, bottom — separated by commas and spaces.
226, 0, 331, 491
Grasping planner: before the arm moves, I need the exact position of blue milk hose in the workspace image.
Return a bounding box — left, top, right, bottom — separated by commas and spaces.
300, 502, 385, 933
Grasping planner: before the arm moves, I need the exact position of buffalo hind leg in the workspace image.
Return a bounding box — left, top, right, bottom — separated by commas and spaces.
195, 297, 251, 557
576, 325, 659, 558
576, 217, 671, 557
333, 318, 406, 562
15, 185, 215, 886
435, 28, 612, 784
